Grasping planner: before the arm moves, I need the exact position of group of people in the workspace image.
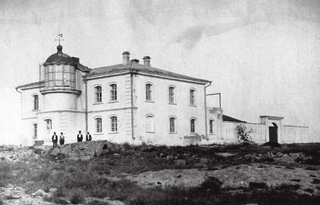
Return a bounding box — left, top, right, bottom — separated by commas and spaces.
52, 131, 92, 148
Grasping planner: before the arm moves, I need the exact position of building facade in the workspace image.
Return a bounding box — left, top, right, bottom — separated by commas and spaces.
16, 45, 222, 146
16, 45, 309, 146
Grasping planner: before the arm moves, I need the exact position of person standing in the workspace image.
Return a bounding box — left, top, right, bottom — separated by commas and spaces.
77, 130, 83, 142
59, 132, 65, 145
86, 132, 92, 141
52, 132, 58, 148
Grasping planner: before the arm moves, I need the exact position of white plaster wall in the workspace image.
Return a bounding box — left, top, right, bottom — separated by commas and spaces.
87, 75, 128, 112
88, 109, 129, 143
282, 125, 309, 143
43, 93, 78, 111
133, 75, 206, 146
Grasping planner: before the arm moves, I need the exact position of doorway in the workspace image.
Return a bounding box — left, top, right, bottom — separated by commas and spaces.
269, 123, 278, 143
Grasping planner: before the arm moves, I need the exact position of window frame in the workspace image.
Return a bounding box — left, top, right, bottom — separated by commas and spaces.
95, 117, 102, 133
145, 83, 153, 102
169, 116, 177, 133
189, 88, 196, 106
109, 83, 118, 101
94, 85, 102, 103
33, 94, 39, 110
45, 119, 52, 134
33, 123, 37, 139
146, 114, 155, 133
110, 116, 118, 132
168, 86, 176, 104
190, 118, 196, 133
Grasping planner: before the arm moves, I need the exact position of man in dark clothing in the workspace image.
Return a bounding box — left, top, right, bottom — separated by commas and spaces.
52, 132, 58, 148
77, 130, 83, 142
86, 132, 92, 141
59, 132, 65, 145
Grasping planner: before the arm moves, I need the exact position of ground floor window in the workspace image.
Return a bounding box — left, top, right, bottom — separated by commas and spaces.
169, 117, 176, 133
190, 118, 196, 133
96, 118, 102, 132
209, 119, 214, 134
33, 124, 37, 138
45, 119, 52, 134
146, 115, 155, 132
111, 116, 118, 132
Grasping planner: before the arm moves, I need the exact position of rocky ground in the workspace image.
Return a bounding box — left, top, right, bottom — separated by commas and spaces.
0, 142, 320, 204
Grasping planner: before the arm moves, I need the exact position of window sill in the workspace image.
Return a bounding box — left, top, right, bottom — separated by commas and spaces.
94, 132, 104, 135
109, 132, 119, 134
168, 103, 176, 105
189, 105, 197, 107
169, 132, 177, 134
209, 133, 215, 135
145, 100, 154, 103
93, 102, 103, 105
32, 109, 39, 112
146, 131, 155, 133
108, 100, 119, 104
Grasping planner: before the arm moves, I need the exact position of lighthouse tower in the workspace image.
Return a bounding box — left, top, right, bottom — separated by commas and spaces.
37, 43, 90, 144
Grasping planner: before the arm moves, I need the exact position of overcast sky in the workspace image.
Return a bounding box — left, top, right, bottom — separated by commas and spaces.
1, 0, 320, 144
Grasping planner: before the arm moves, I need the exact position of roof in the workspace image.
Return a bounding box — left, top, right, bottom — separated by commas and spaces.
16, 81, 44, 90
45, 45, 75, 65
86, 62, 211, 84
223, 115, 246, 123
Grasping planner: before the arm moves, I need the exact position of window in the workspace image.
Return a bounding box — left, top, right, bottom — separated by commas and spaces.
95, 86, 102, 103
209, 119, 214, 134
110, 116, 118, 132
169, 117, 176, 133
33, 95, 39, 110
33, 124, 37, 138
146, 83, 152, 101
96, 118, 102, 133
45, 119, 52, 134
190, 118, 196, 133
169, 86, 175, 104
110, 84, 117, 101
190, 89, 195, 106
146, 115, 155, 132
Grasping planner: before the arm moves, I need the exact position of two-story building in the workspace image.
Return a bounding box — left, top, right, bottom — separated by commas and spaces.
16, 45, 222, 146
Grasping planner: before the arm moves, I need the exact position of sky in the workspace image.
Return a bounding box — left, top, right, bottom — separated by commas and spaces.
1, 0, 320, 144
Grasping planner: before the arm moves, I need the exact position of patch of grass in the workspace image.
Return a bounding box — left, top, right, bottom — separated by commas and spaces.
68, 188, 86, 204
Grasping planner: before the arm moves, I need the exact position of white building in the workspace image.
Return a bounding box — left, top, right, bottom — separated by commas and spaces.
16, 45, 310, 146
16, 45, 222, 146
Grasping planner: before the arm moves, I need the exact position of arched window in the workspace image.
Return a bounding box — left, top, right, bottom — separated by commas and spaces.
146, 114, 155, 132
209, 119, 214, 134
95, 86, 102, 103
110, 116, 118, 132
146, 83, 152, 101
169, 117, 176, 133
190, 118, 196, 133
33, 95, 39, 110
190, 89, 196, 106
110, 84, 117, 101
168, 86, 175, 104
96, 118, 102, 133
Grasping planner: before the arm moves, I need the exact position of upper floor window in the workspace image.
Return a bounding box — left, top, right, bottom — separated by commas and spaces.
190, 89, 196, 106
95, 86, 102, 103
168, 86, 175, 104
33, 95, 39, 110
190, 118, 196, 133
110, 84, 117, 101
209, 119, 214, 134
96, 118, 102, 133
146, 83, 152, 101
146, 114, 155, 133
110, 116, 118, 132
169, 117, 176, 133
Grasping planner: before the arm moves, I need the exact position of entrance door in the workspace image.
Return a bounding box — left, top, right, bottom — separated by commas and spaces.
269, 123, 278, 143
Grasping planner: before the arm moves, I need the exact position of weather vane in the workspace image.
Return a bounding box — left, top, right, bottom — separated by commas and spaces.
55, 28, 64, 45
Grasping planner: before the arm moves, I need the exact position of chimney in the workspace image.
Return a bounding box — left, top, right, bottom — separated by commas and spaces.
143, 56, 151, 67
122, 51, 130, 65
131, 59, 139, 64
